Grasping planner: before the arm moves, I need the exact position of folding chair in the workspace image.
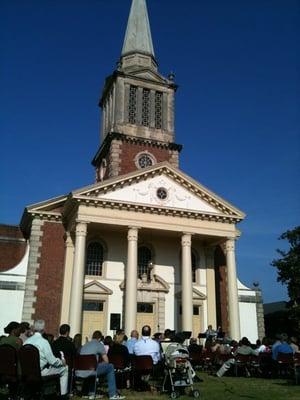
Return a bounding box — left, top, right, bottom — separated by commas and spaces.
277, 352, 294, 379
0, 344, 19, 398
294, 353, 300, 385
71, 354, 98, 398
234, 354, 252, 377
108, 353, 131, 389
19, 344, 60, 399
131, 355, 154, 391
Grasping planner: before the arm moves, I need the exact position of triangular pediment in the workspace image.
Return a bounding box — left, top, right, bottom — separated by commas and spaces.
73, 162, 245, 221
175, 288, 207, 300
84, 280, 113, 295
129, 69, 167, 84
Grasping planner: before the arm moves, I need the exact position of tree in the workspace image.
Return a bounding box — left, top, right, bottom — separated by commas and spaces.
271, 226, 300, 334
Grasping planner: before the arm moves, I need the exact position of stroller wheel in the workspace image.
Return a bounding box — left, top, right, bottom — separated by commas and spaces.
170, 391, 178, 399
191, 389, 200, 398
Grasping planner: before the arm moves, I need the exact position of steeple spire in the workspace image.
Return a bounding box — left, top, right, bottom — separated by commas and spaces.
122, 0, 155, 58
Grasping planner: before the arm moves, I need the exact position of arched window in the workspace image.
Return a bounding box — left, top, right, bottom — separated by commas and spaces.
138, 246, 152, 279
192, 250, 197, 283
86, 242, 103, 276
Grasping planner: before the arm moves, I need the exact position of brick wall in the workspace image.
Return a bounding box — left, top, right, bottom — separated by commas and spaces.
0, 224, 26, 271
214, 245, 229, 334
33, 222, 65, 335
119, 141, 172, 175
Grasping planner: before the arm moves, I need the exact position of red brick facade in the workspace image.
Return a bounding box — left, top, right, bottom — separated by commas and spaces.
119, 141, 171, 175
215, 245, 229, 334
0, 224, 26, 272
33, 221, 66, 335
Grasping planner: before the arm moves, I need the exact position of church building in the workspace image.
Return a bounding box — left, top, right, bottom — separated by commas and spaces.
0, 0, 264, 342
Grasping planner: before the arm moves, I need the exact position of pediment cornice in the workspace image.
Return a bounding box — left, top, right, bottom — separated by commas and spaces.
70, 162, 245, 223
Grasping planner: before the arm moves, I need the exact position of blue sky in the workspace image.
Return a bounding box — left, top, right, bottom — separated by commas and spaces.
1, 0, 299, 303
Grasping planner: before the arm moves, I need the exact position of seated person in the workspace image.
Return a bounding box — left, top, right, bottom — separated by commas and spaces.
76, 330, 125, 400
125, 330, 139, 355
133, 325, 161, 365
108, 332, 130, 367
160, 329, 175, 354
188, 338, 203, 353
272, 333, 293, 360
25, 320, 69, 398
0, 321, 22, 349
216, 337, 258, 377
52, 324, 76, 360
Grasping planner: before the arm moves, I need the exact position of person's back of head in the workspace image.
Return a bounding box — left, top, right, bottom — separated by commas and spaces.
59, 324, 70, 336
131, 330, 139, 339
164, 329, 172, 339
114, 333, 125, 345
73, 333, 82, 350
189, 337, 197, 345
33, 320, 45, 333
280, 333, 288, 343
92, 330, 103, 341
240, 337, 250, 346
4, 321, 20, 336
141, 325, 151, 337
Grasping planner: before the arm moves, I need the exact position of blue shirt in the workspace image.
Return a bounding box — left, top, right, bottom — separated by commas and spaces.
126, 338, 138, 354
133, 336, 161, 364
272, 342, 293, 360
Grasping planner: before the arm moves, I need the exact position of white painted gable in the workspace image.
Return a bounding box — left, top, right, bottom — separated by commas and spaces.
98, 175, 221, 214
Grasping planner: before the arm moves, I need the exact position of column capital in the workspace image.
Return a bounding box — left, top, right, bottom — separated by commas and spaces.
75, 221, 88, 237
225, 238, 235, 252
181, 232, 192, 247
64, 231, 74, 248
127, 226, 139, 241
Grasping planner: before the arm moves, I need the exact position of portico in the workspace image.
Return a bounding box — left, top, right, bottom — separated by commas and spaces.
60, 163, 244, 339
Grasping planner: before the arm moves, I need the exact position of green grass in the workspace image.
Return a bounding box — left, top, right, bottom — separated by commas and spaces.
116, 374, 300, 400
1, 373, 299, 400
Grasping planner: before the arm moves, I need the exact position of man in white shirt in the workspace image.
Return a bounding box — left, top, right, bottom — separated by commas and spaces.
25, 320, 68, 397
133, 325, 161, 365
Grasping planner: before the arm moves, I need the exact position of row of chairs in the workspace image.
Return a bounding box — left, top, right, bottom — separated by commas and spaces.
0, 343, 155, 399
70, 353, 154, 396
189, 349, 300, 381
0, 343, 61, 399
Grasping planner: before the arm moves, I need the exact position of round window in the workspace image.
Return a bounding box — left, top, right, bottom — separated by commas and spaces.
138, 154, 153, 168
156, 187, 168, 200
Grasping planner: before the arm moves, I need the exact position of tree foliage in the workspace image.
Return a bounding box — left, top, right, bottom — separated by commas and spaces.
271, 226, 300, 335
271, 226, 300, 304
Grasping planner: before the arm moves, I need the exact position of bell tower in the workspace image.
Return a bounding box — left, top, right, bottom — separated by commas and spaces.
92, 0, 182, 181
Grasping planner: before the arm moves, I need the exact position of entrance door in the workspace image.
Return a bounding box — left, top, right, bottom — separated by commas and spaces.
136, 303, 155, 333
82, 300, 104, 340
192, 305, 201, 338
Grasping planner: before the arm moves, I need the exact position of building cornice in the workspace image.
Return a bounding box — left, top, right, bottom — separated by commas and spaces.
92, 132, 182, 166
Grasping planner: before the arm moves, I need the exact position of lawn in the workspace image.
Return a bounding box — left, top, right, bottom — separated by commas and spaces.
115, 374, 300, 400
1, 373, 299, 400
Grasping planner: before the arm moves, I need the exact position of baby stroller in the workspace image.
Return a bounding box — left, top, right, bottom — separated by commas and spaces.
162, 342, 200, 399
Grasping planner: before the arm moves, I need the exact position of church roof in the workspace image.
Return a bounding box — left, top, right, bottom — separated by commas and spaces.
121, 0, 155, 57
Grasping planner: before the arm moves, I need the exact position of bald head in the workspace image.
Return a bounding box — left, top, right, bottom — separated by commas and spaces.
131, 330, 139, 339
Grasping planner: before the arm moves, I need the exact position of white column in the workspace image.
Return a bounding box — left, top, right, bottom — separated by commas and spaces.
225, 238, 241, 340
205, 246, 217, 329
69, 221, 87, 336
124, 227, 138, 335
181, 233, 193, 332
60, 232, 74, 324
